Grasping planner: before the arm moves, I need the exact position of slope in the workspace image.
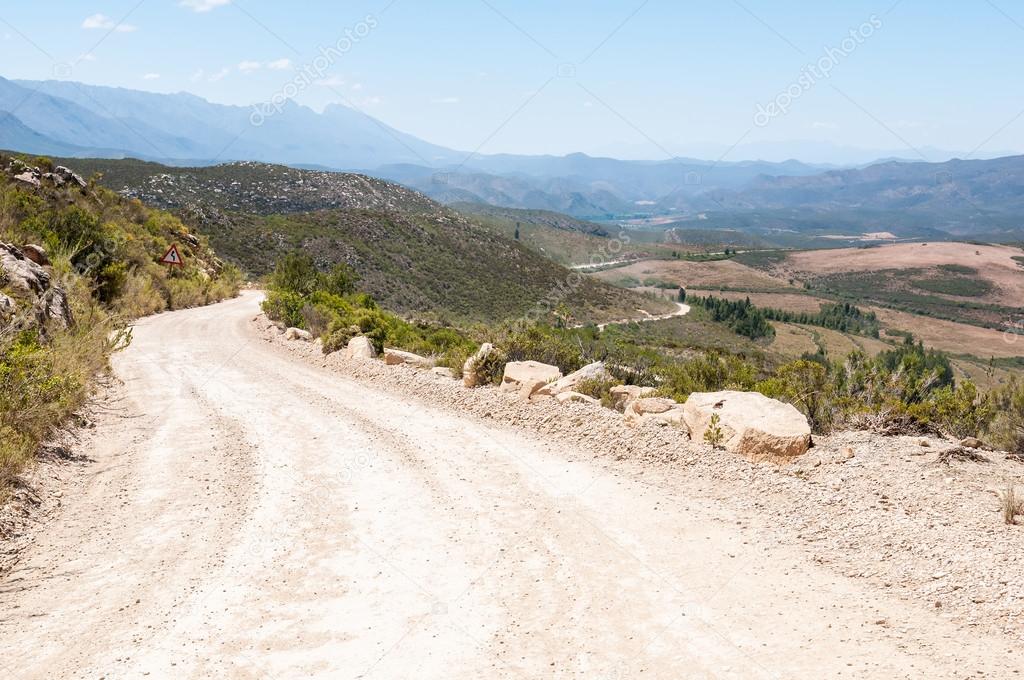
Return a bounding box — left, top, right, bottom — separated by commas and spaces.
61, 157, 669, 323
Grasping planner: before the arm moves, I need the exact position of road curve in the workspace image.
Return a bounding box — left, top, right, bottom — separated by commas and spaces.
0, 292, 1018, 679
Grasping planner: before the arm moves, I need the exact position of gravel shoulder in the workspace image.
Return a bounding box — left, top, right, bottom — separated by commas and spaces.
0, 291, 1022, 679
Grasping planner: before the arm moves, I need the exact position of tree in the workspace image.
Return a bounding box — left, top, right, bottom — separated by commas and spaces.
268, 252, 319, 295
514, 222, 520, 241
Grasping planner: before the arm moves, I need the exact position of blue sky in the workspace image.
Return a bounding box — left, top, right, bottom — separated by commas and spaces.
1, 1, 1023, 161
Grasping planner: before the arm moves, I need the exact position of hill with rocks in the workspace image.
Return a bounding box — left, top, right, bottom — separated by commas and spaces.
60, 157, 669, 324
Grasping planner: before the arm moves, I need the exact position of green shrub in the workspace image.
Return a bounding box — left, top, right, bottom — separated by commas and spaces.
756, 359, 833, 433
991, 378, 1024, 455
914, 381, 994, 439
575, 377, 623, 408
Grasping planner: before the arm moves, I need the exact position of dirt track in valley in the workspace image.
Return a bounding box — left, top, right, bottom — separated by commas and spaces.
1, 292, 1022, 679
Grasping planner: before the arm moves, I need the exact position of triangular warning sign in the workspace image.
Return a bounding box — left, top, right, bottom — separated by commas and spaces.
160, 244, 184, 266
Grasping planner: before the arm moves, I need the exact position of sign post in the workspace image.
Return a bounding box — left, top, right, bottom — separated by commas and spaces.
160, 244, 184, 267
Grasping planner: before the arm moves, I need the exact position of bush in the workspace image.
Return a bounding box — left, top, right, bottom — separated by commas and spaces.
915, 381, 994, 439
991, 378, 1024, 455
756, 360, 833, 433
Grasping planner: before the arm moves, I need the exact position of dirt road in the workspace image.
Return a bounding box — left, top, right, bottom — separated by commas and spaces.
1, 292, 1020, 678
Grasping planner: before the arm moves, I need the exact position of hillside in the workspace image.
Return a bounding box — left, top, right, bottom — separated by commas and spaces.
61, 157, 670, 324
0, 151, 240, 495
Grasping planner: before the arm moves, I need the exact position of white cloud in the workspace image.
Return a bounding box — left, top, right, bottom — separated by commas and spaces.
179, 0, 230, 12
350, 83, 363, 91
432, 96, 460, 105
238, 60, 262, 73
812, 121, 838, 130
357, 96, 382, 107
583, 101, 593, 108
143, 73, 161, 80
266, 58, 292, 70
190, 68, 205, 82
208, 67, 231, 82
78, 53, 97, 62
82, 14, 137, 32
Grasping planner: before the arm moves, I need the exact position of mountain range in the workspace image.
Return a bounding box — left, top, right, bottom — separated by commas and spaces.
2, 76, 1024, 238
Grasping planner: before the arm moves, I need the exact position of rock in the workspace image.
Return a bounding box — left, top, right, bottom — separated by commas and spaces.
518, 379, 549, 401
918, 439, 931, 448
462, 343, 502, 388
682, 391, 811, 462
536, 361, 611, 397
13, 172, 40, 188
500, 360, 562, 392
960, 437, 984, 449
0, 243, 72, 331
344, 335, 377, 360
383, 348, 435, 369
20, 244, 49, 267
555, 391, 600, 406
839, 446, 856, 461
431, 367, 456, 379
609, 385, 656, 412
0, 292, 14, 318
284, 327, 313, 342
624, 397, 687, 429
53, 165, 87, 188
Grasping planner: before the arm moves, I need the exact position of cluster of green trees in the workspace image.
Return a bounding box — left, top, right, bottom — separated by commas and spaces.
261, 253, 476, 364
687, 295, 775, 340
761, 302, 881, 337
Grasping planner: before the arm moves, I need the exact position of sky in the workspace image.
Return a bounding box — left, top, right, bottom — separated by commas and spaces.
1, 0, 1023, 162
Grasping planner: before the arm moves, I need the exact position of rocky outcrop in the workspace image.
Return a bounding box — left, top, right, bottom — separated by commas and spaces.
20, 244, 49, 267
500, 361, 562, 392
682, 391, 811, 462
624, 397, 687, 429
0, 243, 72, 332
344, 335, 377, 360
536, 361, 611, 397
284, 327, 313, 342
383, 348, 435, 369
609, 385, 656, 412
463, 343, 503, 388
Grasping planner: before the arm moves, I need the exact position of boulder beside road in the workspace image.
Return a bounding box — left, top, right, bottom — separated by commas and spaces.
683, 390, 811, 462
383, 348, 435, 369
344, 336, 377, 360
500, 360, 562, 392
536, 361, 611, 397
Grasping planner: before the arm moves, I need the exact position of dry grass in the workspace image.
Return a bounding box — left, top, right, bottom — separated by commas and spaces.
594, 259, 795, 291
999, 485, 1023, 525
781, 242, 1024, 307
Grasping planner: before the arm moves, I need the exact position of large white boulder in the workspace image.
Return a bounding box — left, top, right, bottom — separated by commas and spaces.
624, 397, 687, 429
500, 360, 562, 392
383, 348, 435, 369
683, 391, 811, 462
609, 385, 656, 412
536, 361, 611, 397
344, 335, 377, 360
